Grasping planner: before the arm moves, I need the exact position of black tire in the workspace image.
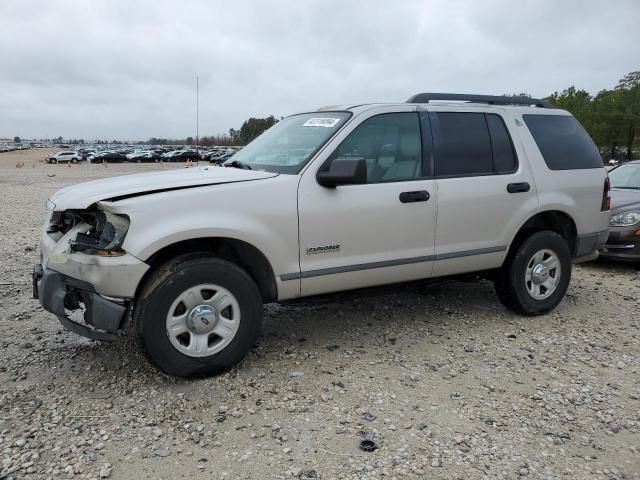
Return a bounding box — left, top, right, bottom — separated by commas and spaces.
494, 231, 571, 316
51, 158, 57, 164
71, 158, 78, 164
134, 254, 263, 377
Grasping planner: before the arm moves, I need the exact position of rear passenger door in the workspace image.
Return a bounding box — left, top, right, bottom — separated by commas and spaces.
429, 108, 539, 277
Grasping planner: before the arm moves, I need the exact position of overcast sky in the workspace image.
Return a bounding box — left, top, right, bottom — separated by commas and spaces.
1, 0, 639, 141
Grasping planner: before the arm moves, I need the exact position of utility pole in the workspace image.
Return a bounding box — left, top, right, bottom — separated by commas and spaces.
196, 76, 199, 150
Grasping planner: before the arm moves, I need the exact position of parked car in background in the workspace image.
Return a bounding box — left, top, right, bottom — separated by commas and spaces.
162, 150, 179, 161
202, 150, 226, 161
92, 151, 128, 163
79, 149, 96, 161
127, 151, 162, 163
46, 151, 81, 164
209, 151, 235, 164
600, 161, 640, 261
164, 150, 201, 162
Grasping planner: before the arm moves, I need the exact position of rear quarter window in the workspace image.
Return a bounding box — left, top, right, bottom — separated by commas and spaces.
523, 114, 602, 170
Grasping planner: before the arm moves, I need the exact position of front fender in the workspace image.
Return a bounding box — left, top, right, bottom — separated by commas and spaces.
100, 176, 301, 298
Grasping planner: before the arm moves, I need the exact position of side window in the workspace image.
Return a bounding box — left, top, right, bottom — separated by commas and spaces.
331, 113, 422, 183
486, 114, 517, 173
432, 112, 518, 177
523, 114, 602, 170
432, 112, 493, 177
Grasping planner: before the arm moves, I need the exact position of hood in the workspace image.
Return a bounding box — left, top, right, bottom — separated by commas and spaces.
610, 188, 640, 213
49, 165, 278, 210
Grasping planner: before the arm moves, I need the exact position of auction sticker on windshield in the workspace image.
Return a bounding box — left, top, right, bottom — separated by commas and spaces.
303, 117, 341, 128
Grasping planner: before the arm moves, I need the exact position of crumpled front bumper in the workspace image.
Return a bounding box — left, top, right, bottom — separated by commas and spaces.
33, 264, 128, 341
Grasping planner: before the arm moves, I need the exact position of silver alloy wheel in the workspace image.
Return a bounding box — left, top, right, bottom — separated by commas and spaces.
165, 284, 241, 358
525, 248, 561, 300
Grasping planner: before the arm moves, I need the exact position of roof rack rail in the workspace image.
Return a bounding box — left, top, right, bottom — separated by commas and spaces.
406, 93, 554, 108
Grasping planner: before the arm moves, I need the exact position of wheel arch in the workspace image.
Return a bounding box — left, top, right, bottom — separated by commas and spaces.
137, 237, 278, 303
507, 210, 578, 260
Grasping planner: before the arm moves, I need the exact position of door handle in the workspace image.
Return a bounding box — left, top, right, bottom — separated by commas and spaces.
399, 190, 430, 203
507, 182, 530, 193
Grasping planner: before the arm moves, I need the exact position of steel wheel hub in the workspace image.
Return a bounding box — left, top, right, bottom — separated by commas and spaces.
525, 249, 561, 301
187, 304, 219, 334
165, 284, 241, 358
531, 264, 550, 284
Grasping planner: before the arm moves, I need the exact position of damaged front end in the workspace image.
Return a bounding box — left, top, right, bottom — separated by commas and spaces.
48, 207, 130, 256
33, 203, 148, 340
34, 269, 127, 341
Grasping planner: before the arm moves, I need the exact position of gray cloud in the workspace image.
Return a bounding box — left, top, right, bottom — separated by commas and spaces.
1, 0, 639, 140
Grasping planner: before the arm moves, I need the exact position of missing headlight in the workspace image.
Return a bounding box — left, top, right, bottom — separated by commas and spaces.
70, 211, 130, 255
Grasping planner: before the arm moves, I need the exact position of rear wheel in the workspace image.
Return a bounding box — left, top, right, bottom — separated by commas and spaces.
134, 255, 263, 377
494, 231, 571, 315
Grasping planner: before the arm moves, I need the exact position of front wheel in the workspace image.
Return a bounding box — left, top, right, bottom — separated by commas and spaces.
494, 231, 571, 316
134, 255, 263, 377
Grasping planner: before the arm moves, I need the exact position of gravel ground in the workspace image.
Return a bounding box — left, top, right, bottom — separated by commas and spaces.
1, 150, 639, 480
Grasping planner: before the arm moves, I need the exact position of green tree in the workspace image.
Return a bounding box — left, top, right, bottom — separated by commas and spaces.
617, 71, 640, 90
13, 136, 20, 143
185, 136, 194, 145
592, 89, 626, 159
544, 71, 640, 161
546, 86, 595, 133
615, 71, 640, 161
229, 128, 240, 144
239, 116, 278, 143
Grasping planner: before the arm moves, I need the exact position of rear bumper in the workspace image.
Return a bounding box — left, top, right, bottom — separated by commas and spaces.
33, 265, 127, 341
599, 226, 640, 261
573, 230, 609, 257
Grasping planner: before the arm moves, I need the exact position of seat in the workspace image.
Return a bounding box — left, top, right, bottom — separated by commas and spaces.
381, 133, 421, 181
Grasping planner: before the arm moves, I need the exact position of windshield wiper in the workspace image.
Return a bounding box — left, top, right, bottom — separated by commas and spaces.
223, 160, 252, 170
612, 186, 640, 190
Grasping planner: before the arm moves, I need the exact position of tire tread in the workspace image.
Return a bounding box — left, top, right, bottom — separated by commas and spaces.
132, 254, 262, 377
494, 231, 571, 316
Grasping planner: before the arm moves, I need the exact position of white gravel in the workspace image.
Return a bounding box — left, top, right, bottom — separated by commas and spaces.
0, 153, 639, 479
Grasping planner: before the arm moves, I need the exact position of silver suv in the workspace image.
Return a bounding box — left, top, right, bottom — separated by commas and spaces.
46, 151, 81, 164
33, 93, 610, 377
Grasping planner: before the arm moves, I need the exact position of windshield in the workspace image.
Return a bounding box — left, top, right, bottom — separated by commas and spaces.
609, 163, 640, 189
224, 112, 351, 173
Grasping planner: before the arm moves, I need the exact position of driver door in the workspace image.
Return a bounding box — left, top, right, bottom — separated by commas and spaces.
296, 109, 438, 297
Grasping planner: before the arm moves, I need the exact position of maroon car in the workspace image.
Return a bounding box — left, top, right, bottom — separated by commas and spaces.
600, 161, 640, 261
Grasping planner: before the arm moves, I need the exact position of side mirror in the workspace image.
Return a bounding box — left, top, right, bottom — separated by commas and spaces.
317, 157, 367, 188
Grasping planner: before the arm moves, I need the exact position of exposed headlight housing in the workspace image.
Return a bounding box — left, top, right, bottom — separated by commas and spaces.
610, 211, 640, 227
69, 210, 130, 255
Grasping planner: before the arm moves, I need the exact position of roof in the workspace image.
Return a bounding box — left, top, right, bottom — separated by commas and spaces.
407, 93, 554, 108
317, 93, 558, 115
